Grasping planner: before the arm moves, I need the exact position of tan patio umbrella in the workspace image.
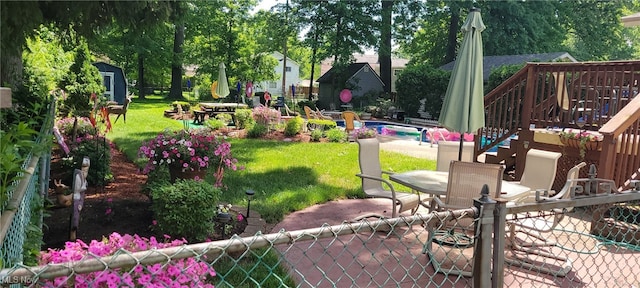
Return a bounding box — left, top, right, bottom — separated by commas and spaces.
214, 62, 230, 99
438, 7, 486, 161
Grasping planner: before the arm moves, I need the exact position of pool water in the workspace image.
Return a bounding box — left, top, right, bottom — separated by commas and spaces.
336, 120, 430, 141
336, 119, 509, 153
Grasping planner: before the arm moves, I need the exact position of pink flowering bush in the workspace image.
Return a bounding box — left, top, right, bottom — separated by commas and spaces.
138, 129, 239, 186
39, 232, 216, 287
353, 127, 378, 139
252, 106, 280, 126
55, 117, 96, 137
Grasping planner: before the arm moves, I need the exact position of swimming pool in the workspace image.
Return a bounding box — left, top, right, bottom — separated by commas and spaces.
335, 120, 474, 143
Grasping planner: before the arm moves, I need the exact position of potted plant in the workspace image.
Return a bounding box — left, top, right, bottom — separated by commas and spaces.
138, 128, 239, 186
559, 129, 603, 159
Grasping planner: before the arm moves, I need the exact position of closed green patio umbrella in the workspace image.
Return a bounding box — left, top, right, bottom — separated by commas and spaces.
438, 8, 486, 161
214, 62, 230, 99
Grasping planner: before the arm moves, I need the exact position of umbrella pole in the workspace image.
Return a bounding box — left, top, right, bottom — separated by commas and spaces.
458, 137, 464, 161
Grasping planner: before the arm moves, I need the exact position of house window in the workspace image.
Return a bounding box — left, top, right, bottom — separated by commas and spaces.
285, 66, 291, 72
269, 82, 277, 88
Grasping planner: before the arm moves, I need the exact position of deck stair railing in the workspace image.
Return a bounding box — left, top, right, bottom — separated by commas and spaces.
479, 61, 640, 188
598, 96, 640, 190
477, 65, 529, 156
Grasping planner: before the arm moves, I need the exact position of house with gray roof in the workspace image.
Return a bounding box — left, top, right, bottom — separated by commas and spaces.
320, 54, 410, 92
316, 62, 384, 110
440, 52, 577, 82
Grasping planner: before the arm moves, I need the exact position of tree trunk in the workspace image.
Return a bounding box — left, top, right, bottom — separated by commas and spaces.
309, 33, 318, 101
444, 9, 460, 65
0, 45, 23, 89
167, 24, 185, 100
379, 0, 393, 94
137, 54, 146, 99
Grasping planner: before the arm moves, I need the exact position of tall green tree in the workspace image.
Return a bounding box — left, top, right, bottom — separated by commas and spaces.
184, 0, 278, 97
377, 0, 427, 93
293, 1, 378, 105
379, 0, 393, 94
0, 1, 170, 89
401, 0, 636, 67
58, 40, 104, 117
167, 1, 186, 100
89, 3, 172, 99
559, 0, 632, 60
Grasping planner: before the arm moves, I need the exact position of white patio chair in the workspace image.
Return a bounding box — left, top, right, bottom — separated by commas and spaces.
424, 161, 504, 277
517, 149, 562, 192
354, 137, 425, 218
435, 141, 474, 172
505, 161, 586, 277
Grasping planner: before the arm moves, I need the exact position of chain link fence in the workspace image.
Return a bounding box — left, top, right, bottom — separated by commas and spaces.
0, 98, 54, 270
2, 182, 640, 287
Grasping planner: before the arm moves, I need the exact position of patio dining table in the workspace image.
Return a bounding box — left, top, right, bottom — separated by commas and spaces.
389, 170, 531, 201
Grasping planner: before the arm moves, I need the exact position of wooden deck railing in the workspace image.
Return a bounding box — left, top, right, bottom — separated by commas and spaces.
476, 66, 528, 155
479, 60, 640, 189
598, 97, 640, 190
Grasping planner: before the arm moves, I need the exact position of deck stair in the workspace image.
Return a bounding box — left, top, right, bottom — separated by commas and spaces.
484, 138, 518, 180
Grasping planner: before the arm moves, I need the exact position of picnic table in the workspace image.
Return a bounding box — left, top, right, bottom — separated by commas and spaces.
194, 103, 248, 125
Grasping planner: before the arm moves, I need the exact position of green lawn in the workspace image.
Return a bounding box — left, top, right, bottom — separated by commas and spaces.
106, 95, 435, 223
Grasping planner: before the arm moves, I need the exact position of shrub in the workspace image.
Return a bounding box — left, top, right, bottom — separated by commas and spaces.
55, 117, 96, 137
172, 101, 191, 112
310, 129, 323, 142
307, 119, 337, 131
297, 100, 316, 111
247, 123, 268, 138
0, 123, 38, 213
61, 134, 112, 186
396, 64, 450, 119
4, 26, 68, 127
234, 108, 253, 129
215, 113, 233, 125
57, 40, 104, 117
151, 179, 221, 242
284, 116, 304, 136
205, 118, 226, 130
325, 128, 347, 142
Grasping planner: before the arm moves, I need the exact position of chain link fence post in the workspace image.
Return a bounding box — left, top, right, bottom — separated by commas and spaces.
473, 184, 497, 288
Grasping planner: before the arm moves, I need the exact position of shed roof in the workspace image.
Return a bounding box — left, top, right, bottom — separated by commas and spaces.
317, 62, 383, 84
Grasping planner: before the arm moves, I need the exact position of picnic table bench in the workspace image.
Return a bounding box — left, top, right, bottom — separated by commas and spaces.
192, 110, 208, 125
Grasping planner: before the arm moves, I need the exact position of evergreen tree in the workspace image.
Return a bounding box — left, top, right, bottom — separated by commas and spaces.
58, 40, 104, 117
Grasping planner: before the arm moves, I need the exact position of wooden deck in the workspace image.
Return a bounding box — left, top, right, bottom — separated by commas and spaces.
478, 61, 640, 192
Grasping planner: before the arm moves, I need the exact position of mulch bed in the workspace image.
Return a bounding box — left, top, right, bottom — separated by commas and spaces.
44, 145, 152, 249
43, 129, 310, 250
